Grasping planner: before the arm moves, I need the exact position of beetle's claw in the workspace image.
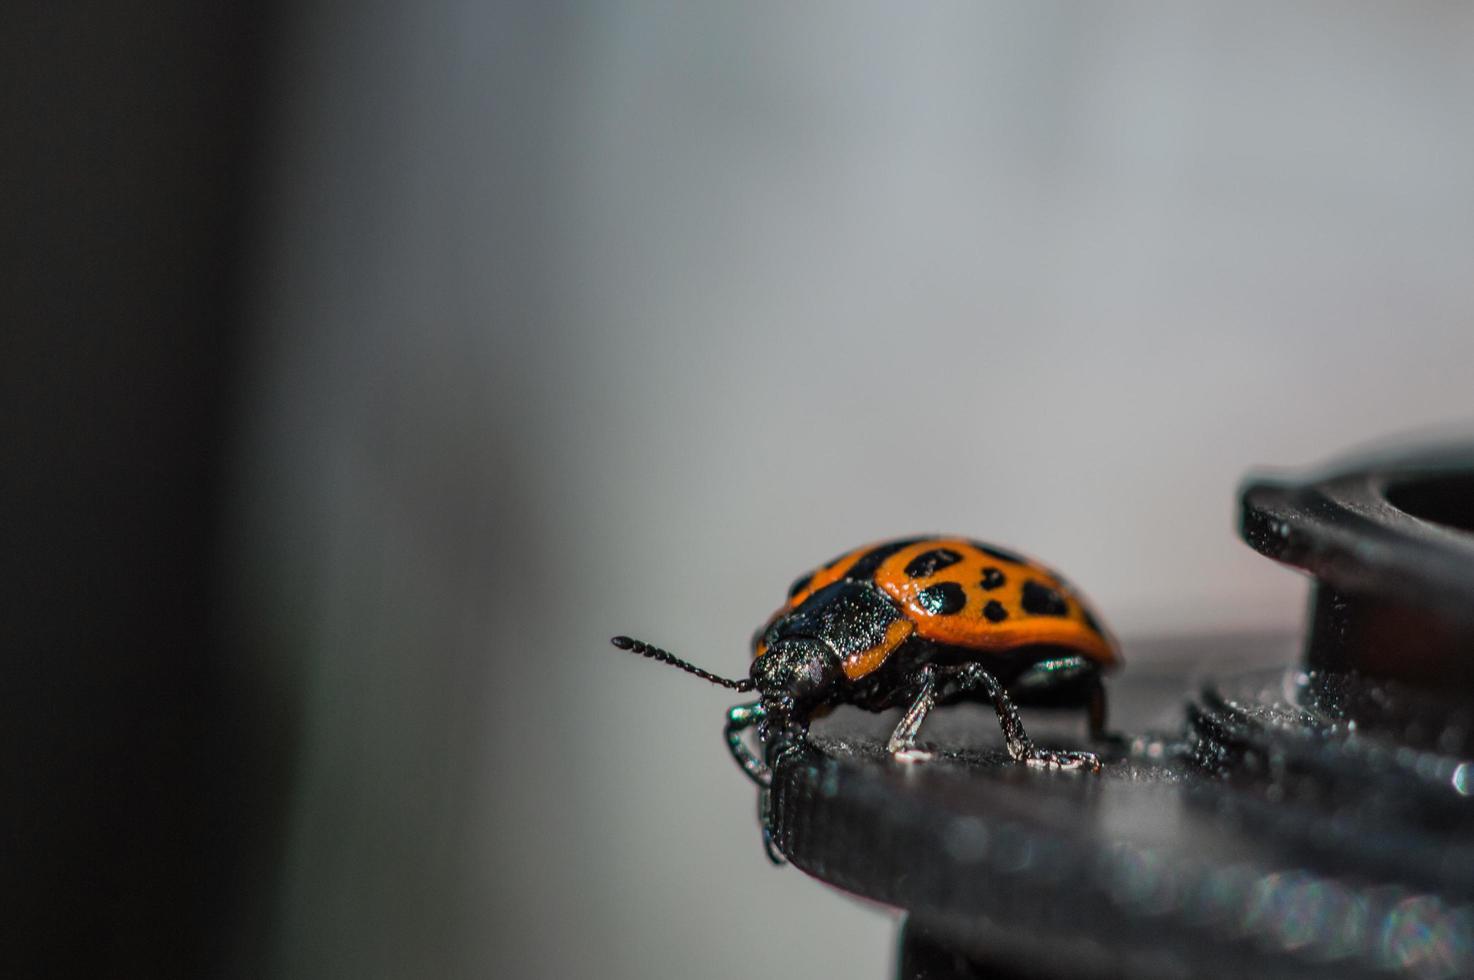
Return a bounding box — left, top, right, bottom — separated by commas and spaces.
1026, 748, 1102, 773
892, 747, 936, 764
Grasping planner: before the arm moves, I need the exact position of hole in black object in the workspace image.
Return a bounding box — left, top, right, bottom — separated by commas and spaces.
1384, 473, 1474, 536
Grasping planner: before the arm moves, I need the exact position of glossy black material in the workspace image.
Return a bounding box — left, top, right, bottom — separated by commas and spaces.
1241, 438, 1474, 686
916, 582, 968, 615
906, 548, 965, 579
844, 538, 927, 582
1019, 581, 1069, 617
764, 581, 902, 662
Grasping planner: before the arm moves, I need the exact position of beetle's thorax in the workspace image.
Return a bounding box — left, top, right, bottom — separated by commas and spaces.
757, 578, 915, 685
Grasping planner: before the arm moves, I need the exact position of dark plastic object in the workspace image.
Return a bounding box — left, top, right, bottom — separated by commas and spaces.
1241, 439, 1474, 687
765, 438, 1474, 980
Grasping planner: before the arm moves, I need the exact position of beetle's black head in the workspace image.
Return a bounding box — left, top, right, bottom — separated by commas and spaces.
750, 637, 840, 740
751, 637, 837, 704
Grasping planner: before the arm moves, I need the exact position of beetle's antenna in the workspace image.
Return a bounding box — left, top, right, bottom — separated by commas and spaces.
611, 635, 755, 692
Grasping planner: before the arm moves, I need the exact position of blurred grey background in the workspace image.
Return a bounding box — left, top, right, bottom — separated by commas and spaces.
7, 3, 1474, 979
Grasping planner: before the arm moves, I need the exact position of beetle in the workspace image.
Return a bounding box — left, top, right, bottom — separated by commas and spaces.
613, 535, 1121, 855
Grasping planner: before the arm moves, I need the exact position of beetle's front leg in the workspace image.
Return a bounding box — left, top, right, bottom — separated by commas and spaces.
727, 699, 799, 865
756, 784, 786, 866
726, 696, 808, 787
725, 701, 770, 787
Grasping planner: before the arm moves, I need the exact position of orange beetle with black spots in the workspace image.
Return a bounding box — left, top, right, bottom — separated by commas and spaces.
613, 535, 1121, 853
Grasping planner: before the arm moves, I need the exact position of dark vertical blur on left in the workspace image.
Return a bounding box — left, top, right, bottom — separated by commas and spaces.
1, 4, 280, 978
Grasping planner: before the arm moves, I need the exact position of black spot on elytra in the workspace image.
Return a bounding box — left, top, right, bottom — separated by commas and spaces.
904, 548, 962, 578
842, 537, 925, 582
787, 572, 813, 599
1021, 581, 1070, 617
979, 566, 1006, 590
916, 582, 966, 615
982, 600, 1008, 623
973, 541, 1028, 565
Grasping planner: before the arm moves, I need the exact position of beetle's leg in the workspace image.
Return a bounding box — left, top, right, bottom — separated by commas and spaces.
728, 700, 790, 864
949, 664, 1101, 772
886, 665, 939, 756
1088, 679, 1109, 741
725, 701, 771, 787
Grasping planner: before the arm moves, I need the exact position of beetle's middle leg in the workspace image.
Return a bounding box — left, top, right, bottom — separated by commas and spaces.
886, 665, 940, 757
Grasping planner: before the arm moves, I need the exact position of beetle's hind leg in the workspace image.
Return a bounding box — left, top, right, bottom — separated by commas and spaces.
886, 662, 1101, 770
949, 663, 1101, 772
887, 663, 1085, 767
1088, 678, 1112, 743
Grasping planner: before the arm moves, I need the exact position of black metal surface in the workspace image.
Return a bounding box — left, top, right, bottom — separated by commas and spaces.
763, 439, 1474, 979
